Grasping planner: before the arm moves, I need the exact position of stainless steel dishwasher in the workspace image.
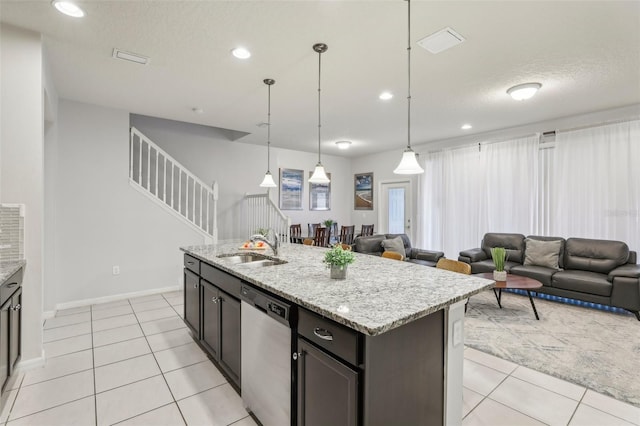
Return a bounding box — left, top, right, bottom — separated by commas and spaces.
240, 284, 293, 426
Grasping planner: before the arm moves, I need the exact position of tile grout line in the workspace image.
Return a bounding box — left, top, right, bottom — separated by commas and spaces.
90, 303, 98, 426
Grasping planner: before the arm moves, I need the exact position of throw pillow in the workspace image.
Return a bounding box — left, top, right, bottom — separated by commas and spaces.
381, 236, 406, 259
523, 238, 562, 269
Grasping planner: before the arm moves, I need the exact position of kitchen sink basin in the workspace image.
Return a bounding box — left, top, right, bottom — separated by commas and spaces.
217, 253, 287, 267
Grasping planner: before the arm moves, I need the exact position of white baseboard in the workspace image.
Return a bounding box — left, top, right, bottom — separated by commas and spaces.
17, 350, 46, 372
54, 285, 181, 311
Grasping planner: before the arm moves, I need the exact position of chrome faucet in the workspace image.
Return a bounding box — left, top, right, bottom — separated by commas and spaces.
250, 230, 279, 256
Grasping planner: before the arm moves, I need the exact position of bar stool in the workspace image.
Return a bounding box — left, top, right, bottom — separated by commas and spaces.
339, 225, 355, 245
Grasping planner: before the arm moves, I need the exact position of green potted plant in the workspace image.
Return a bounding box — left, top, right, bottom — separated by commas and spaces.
324, 244, 355, 280
490, 247, 508, 281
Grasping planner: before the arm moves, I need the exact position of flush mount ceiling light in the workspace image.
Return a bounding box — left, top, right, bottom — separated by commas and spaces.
461, 124, 472, 130
379, 92, 393, 100
394, 0, 424, 175
507, 82, 542, 101
335, 140, 352, 150
308, 43, 331, 184
112, 48, 149, 65
259, 79, 277, 188
231, 47, 251, 59
51, 0, 85, 17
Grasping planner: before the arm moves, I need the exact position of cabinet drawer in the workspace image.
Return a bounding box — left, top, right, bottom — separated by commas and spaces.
298, 308, 359, 365
184, 254, 200, 274
201, 262, 241, 299
1, 269, 22, 306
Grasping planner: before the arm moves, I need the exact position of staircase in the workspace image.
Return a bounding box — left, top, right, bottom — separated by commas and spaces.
245, 192, 291, 243
129, 127, 218, 242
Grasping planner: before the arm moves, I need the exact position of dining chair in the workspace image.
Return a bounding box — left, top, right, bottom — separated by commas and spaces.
313, 227, 327, 247
339, 225, 355, 245
290, 224, 302, 244
436, 258, 472, 311
360, 224, 374, 237
308, 223, 321, 238
303, 238, 314, 246
381, 251, 404, 261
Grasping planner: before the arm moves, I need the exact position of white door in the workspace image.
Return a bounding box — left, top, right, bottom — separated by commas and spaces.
380, 181, 411, 236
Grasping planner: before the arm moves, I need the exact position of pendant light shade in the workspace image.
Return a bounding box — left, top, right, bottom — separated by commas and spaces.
394, 0, 424, 175
308, 43, 331, 184
259, 78, 278, 188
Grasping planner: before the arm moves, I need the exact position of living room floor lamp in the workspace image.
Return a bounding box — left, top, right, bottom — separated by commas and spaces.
308, 43, 331, 184
259, 78, 277, 188
394, 0, 424, 175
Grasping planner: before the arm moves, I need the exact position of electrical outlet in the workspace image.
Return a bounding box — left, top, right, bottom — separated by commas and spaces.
112, 265, 120, 275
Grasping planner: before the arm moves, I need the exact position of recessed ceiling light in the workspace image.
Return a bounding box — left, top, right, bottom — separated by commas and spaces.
231, 47, 251, 59
335, 140, 352, 150
112, 48, 149, 65
461, 124, 472, 130
507, 82, 542, 101
51, 0, 85, 17
379, 92, 393, 100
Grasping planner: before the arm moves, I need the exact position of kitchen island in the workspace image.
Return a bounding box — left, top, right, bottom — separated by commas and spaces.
181, 241, 493, 426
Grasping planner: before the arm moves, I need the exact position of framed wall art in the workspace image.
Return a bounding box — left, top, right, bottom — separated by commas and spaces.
279, 168, 304, 210
354, 172, 373, 210
309, 172, 331, 211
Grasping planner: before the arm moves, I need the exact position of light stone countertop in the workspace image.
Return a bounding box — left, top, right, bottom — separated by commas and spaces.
0, 260, 25, 285
181, 241, 494, 336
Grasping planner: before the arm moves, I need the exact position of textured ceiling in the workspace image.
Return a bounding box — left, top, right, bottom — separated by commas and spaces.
1, 1, 639, 157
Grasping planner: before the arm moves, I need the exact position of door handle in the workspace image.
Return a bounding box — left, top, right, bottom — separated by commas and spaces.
313, 327, 334, 341
211, 297, 219, 304
186, 261, 195, 265
11, 304, 20, 311
6, 283, 18, 288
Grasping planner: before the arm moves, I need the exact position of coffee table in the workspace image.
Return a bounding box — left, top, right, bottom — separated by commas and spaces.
474, 273, 543, 320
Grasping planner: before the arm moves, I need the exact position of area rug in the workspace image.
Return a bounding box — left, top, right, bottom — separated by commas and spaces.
464, 290, 640, 407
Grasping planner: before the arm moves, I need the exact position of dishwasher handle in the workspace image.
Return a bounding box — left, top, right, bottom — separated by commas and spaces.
313, 327, 334, 341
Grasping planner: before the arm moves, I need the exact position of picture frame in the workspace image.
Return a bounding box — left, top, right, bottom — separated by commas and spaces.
354, 172, 374, 210
279, 168, 304, 210
309, 172, 331, 211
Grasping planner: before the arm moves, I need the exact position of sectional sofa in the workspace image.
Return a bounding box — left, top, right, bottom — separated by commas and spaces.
458, 233, 640, 320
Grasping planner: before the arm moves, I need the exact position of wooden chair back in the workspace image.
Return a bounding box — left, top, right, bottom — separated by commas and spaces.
360, 224, 374, 237
308, 223, 321, 238
339, 225, 356, 245
303, 238, 314, 246
290, 224, 302, 243
382, 251, 404, 261
436, 258, 471, 275
313, 227, 327, 247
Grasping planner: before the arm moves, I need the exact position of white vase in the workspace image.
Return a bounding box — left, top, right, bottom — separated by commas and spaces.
330, 265, 347, 280
493, 270, 507, 281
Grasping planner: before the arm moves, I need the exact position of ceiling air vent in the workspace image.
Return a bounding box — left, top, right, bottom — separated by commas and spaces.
417, 27, 465, 54
112, 48, 149, 65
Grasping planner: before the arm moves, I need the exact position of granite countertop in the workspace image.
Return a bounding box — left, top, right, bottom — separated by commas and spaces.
0, 260, 26, 284
182, 241, 494, 336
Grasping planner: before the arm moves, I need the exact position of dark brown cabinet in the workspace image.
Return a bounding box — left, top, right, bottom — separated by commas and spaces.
0, 268, 22, 395
297, 338, 358, 426
183, 256, 241, 388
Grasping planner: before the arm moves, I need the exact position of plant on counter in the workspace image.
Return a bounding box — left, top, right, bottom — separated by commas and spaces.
490, 247, 508, 281
324, 244, 355, 280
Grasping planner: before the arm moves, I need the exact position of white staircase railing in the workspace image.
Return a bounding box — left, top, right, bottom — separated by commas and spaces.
129, 127, 218, 242
245, 192, 291, 243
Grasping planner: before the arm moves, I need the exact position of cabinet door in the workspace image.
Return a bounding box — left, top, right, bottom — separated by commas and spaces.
9, 288, 21, 375
201, 282, 220, 358
297, 338, 358, 426
184, 270, 200, 337
219, 292, 240, 386
0, 300, 9, 393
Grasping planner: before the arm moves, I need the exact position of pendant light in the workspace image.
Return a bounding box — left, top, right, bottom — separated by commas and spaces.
308, 43, 331, 184
394, 0, 424, 175
259, 78, 277, 188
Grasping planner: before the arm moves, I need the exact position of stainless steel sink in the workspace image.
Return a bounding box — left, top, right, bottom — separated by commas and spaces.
217, 253, 287, 267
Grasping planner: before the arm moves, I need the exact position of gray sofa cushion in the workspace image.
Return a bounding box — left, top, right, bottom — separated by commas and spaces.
564, 238, 629, 274
523, 238, 562, 270
552, 270, 612, 297
381, 236, 406, 258
353, 235, 386, 254
510, 265, 556, 286
481, 233, 526, 264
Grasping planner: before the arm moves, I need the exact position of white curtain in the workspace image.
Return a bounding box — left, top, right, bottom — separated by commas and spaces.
418, 135, 539, 258
551, 120, 640, 247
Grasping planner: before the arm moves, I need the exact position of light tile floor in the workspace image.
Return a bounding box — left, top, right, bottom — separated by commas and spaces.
0, 291, 638, 425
